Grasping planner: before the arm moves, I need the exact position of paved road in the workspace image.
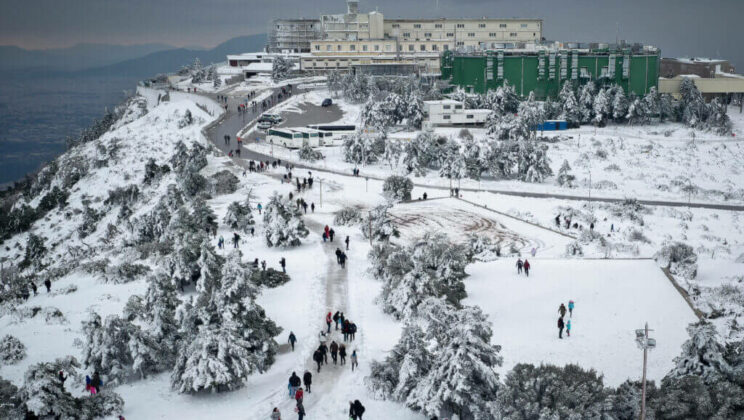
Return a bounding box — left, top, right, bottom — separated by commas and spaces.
202, 88, 744, 212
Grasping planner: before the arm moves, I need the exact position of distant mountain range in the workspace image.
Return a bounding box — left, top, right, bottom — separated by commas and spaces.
0, 33, 267, 78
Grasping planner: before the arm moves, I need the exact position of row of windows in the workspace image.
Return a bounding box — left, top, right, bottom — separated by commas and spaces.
397, 31, 538, 39
396, 22, 532, 29
441, 115, 476, 119
314, 43, 449, 52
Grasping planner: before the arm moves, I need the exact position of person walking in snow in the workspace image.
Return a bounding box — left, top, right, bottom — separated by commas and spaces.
44, 279, 51, 293
339, 343, 347, 365
342, 320, 350, 342
217, 236, 224, 249
558, 303, 567, 318
261, 260, 267, 271
294, 387, 304, 403
91, 371, 102, 394
326, 312, 332, 333
330, 341, 339, 365
349, 400, 365, 420
319, 342, 329, 364
303, 370, 312, 393
339, 252, 347, 268
329, 228, 335, 242
350, 322, 357, 341
30, 281, 37, 296
335, 248, 342, 264
313, 349, 323, 373
311, 202, 315, 213
333, 311, 341, 330
345, 235, 350, 250
351, 350, 358, 372
296, 399, 305, 420
322, 232, 328, 242
271, 407, 281, 420
233, 233, 240, 248
288, 331, 297, 351
257, 203, 263, 215
288, 372, 301, 397
555, 214, 561, 227
516, 258, 523, 274
523, 259, 531, 276
568, 300, 575, 317
566, 319, 572, 337
280, 257, 286, 273
324, 225, 330, 238
302, 202, 308, 214
558, 316, 565, 339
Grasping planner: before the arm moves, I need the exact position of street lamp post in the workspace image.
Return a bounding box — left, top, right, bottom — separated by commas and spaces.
635, 323, 656, 420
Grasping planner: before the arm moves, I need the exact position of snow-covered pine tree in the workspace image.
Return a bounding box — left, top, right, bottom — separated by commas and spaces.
334, 206, 363, 226
496, 363, 608, 419
382, 175, 414, 203
405, 92, 424, 129
271, 56, 291, 81
612, 88, 629, 122
679, 77, 708, 129
402, 131, 439, 176
263, 192, 309, 247
556, 159, 576, 187
362, 204, 399, 242
298, 142, 325, 161
81, 312, 137, 385
142, 271, 180, 365
559, 81, 582, 125
20, 233, 46, 271
0, 376, 22, 419
462, 137, 487, 180
578, 81, 597, 124
626, 95, 648, 126
18, 356, 81, 419
667, 321, 732, 383
343, 131, 384, 166
367, 324, 432, 401
516, 141, 553, 183
213, 76, 221, 89
655, 241, 698, 280
0, 334, 26, 364
190, 58, 205, 83
192, 198, 218, 237
466, 234, 502, 262
223, 200, 254, 233
706, 97, 732, 135
382, 138, 403, 169
438, 141, 467, 183
411, 299, 503, 420
517, 91, 544, 140
593, 87, 612, 126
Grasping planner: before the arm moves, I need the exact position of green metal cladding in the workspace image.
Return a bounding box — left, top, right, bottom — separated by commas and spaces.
441, 49, 659, 98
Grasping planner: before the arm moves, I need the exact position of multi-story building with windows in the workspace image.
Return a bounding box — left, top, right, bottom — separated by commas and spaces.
384, 18, 542, 49
268, 18, 321, 53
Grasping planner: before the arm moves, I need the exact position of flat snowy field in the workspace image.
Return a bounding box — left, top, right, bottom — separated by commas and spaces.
464, 259, 699, 386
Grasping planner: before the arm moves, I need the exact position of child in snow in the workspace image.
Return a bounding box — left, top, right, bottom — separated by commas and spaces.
568, 300, 575, 317
566, 319, 572, 337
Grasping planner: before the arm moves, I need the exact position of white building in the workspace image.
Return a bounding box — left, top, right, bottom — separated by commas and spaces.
424, 100, 491, 126
226, 52, 305, 79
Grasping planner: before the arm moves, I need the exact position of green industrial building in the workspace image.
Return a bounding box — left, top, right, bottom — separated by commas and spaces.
440, 47, 659, 98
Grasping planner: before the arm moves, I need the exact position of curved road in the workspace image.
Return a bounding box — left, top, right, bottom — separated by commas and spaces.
202, 88, 744, 212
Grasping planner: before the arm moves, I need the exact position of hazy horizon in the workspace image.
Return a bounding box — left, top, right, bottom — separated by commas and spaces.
1, 0, 742, 68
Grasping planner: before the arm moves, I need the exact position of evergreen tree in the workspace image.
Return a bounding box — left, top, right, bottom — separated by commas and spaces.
18, 356, 81, 419
343, 131, 385, 165
412, 299, 503, 420
81, 312, 136, 385
578, 81, 597, 124
667, 321, 732, 383
612, 89, 629, 122
142, 271, 180, 365
592, 88, 612, 126
556, 159, 576, 187
405, 92, 425, 129
262, 193, 309, 247
496, 363, 608, 419
367, 325, 432, 402
438, 141, 467, 182
192, 198, 218, 237
706, 97, 732, 135
402, 131, 440, 176
559, 82, 582, 125
213, 76, 221, 89
0, 334, 26, 364
462, 137, 486, 181
626, 96, 648, 125
223, 200, 254, 233
382, 175, 414, 203
20, 233, 46, 271
362, 204, 399, 242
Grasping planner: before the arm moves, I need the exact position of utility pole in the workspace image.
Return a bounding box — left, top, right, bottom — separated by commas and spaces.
635, 323, 656, 420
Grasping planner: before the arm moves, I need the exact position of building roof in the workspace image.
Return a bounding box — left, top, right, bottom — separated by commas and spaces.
424, 99, 462, 105
386, 17, 542, 22
667, 57, 727, 64
244, 62, 273, 72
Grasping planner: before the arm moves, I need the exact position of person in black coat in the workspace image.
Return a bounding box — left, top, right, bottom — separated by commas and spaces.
303, 370, 312, 393
558, 316, 565, 339
44, 279, 51, 293
313, 349, 323, 373
349, 400, 365, 420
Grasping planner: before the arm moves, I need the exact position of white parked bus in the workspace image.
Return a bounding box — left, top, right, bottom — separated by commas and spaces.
306, 124, 356, 146
267, 127, 325, 149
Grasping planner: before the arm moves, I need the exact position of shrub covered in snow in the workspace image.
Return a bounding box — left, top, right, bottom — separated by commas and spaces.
466, 234, 502, 262
263, 193, 309, 247
556, 159, 576, 187
565, 241, 584, 257
298, 143, 325, 162
362, 204, 399, 242
382, 175, 414, 202
334, 206, 363, 226
0, 335, 26, 365
271, 56, 291, 81
19, 233, 46, 271
210, 170, 239, 195
497, 363, 608, 419
223, 200, 254, 233
655, 241, 698, 280
343, 131, 385, 165
251, 268, 290, 288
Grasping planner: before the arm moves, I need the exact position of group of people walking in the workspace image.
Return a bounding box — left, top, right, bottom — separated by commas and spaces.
515, 258, 532, 276
557, 300, 575, 339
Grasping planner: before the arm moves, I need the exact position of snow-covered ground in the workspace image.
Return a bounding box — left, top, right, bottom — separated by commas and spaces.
464, 259, 698, 386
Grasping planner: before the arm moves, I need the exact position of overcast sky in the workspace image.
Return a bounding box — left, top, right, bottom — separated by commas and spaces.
1, 0, 741, 67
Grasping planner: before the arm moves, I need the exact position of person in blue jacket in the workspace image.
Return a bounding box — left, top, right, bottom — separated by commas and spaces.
568, 300, 575, 317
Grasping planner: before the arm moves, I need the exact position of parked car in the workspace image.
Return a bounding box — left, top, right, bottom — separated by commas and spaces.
257, 120, 273, 130
258, 113, 282, 124
322, 98, 333, 107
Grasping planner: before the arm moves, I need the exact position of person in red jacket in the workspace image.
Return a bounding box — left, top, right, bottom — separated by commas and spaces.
325, 311, 332, 333
294, 386, 304, 403
523, 259, 531, 277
